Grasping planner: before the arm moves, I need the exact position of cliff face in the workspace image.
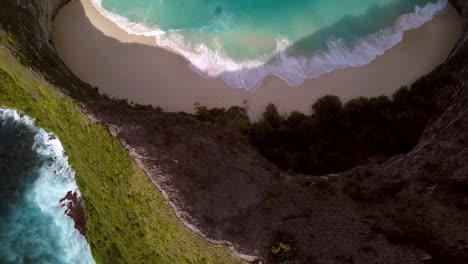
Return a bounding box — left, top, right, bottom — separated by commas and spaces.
450, 0, 468, 50
0, 0, 467, 263
451, 0, 468, 22
0, 0, 100, 102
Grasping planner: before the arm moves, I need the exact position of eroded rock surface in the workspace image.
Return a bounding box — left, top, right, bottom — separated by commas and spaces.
60, 191, 87, 237
0, 0, 467, 262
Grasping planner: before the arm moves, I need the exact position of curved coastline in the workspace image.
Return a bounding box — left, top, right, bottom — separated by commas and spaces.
53, 0, 462, 119
1, 0, 467, 263
91, 0, 450, 90
0, 45, 242, 263
0, 109, 95, 263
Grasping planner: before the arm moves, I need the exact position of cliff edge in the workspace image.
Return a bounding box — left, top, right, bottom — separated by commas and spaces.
0, 0, 467, 263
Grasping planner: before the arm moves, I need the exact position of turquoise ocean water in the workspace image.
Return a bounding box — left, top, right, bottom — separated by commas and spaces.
94, 0, 448, 89
0, 109, 95, 264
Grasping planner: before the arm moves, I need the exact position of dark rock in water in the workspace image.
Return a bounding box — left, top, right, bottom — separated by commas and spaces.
48, 133, 57, 140
60, 191, 87, 238
215, 6, 223, 15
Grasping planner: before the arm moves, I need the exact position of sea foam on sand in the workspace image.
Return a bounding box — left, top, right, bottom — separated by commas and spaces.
52, 0, 461, 119
91, 0, 448, 90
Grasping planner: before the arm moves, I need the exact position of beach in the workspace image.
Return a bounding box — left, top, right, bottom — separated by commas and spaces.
52, 0, 462, 119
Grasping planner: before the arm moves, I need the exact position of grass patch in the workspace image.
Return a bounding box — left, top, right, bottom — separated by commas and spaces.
267, 232, 297, 264
0, 46, 242, 264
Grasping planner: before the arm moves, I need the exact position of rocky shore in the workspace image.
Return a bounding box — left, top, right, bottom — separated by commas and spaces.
60, 191, 87, 238
0, 0, 467, 263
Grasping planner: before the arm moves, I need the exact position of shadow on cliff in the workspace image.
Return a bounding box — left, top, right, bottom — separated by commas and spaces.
49, 1, 468, 263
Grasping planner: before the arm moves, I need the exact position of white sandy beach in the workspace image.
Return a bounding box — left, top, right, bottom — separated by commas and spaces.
52, 0, 462, 119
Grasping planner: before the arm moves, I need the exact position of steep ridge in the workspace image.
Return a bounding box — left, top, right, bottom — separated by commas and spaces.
0, 0, 466, 263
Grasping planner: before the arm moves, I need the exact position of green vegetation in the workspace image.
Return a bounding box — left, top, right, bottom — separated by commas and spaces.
270, 243, 293, 264
0, 46, 241, 263
196, 88, 436, 175
195, 47, 467, 176
267, 233, 296, 264
194, 103, 250, 131
249, 87, 436, 175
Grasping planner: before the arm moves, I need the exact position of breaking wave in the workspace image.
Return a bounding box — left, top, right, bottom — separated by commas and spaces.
91, 0, 448, 90
0, 109, 95, 264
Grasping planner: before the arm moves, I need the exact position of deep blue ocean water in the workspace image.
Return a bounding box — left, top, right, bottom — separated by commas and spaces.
0, 109, 94, 264
93, 0, 448, 88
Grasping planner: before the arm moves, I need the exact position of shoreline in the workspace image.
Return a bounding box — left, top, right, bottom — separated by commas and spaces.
2, 0, 468, 263
53, 0, 462, 119
0, 45, 242, 263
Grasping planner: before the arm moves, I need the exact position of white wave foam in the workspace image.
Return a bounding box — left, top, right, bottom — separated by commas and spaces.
0, 109, 95, 264
91, 0, 448, 90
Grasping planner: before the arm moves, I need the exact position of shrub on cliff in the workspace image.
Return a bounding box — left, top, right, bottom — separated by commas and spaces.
248, 81, 439, 175
194, 103, 250, 132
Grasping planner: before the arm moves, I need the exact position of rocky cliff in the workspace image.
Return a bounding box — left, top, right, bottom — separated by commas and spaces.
0, 0, 100, 102
0, 0, 467, 263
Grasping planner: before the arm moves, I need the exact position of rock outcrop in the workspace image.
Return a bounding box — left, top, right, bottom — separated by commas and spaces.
0, 0, 467, 263
60, 191, 87, 237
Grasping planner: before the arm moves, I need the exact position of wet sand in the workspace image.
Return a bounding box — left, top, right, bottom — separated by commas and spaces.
52, 0, 462, 119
